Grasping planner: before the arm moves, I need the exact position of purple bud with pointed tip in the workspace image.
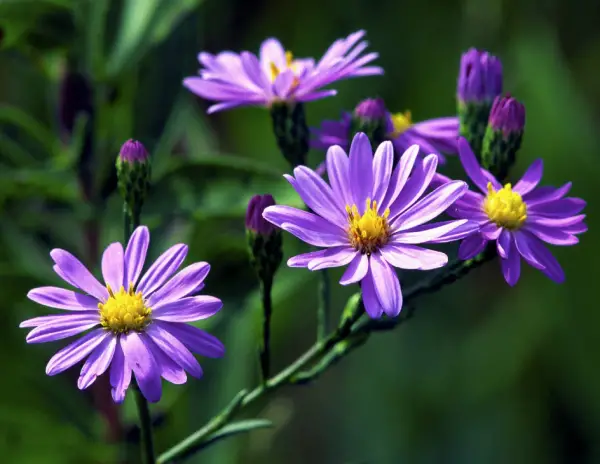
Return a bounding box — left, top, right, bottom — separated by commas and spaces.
246, 194, 276, 235
489, 94, 526, 135
119, 139, 149, 163
457, 48, 503, 103
353, 98, 387, 121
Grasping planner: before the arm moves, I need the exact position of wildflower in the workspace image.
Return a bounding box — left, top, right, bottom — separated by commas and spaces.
349, 98, 388, 151
440, 138, 586, 285
246, 194, 283, 283
263, 133, 477, 318
183, 30, 382, 114
116, 139, 151, 217
20, 226, 225, 403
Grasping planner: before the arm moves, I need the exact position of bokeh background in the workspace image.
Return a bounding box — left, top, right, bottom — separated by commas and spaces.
1, 0, 599, 463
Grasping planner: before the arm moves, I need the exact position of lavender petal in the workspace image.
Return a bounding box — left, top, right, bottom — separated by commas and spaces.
153, 295, 222, 322
110, 343, 132, 403
137, 244, 188, 297
124, 226, 150, 288
370, 252, 402, 317
524, 223, 579, 246
361, 269, 384, 319
391, 219, 469, 244
501, 245, 521, 286
371, 141, 394, 206
46, 329, 110, 376
380, 244, 448, 270
27, 287, 99, 311
339, 253, 369, 285
121, 332, 162, 403
145, 337, 187, 384
147, 262, 210, 308
326, 145, 353, 208
26, 317, 100, 344
348, 133, 373, 212
514, 159, 543, 195
101, 243, 124, 292
288, 249, 329, 268
497, 229, 511, 259
458, 234, 487, 260
458, 137, 493, 193
146, 324, 202, 378
156, 321, 225, 358
50, 249, 108, 302
387, 154, 438, 217
380, 145, 420, 212
307, 247, 357, 271
77, 335, 117, 390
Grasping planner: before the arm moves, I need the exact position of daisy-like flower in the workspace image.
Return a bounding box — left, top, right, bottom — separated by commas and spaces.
437, 137, 587, 285
312, 107, 458, 170
20, 226, 225, 403
262, 133, 477, 318
183, 30, 382, 114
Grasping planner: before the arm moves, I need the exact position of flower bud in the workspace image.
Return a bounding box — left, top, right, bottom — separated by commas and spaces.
481, 95, 526, 181
349, 98, 388, 151
116, 139, 151, 217
246, 194, 283, 284
457, 48, 503, 161
270, 101, 309, 168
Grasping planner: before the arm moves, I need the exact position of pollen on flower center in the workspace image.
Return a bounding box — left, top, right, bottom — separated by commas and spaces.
390, 111, 413, 138
483, 182, 527, 229
98, 284, 151, 334
346, 198, 391, 254
269, 50, 296, 81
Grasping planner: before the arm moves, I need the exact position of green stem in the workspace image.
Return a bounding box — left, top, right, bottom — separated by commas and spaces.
259, 277, 273, 383
317, 269, 330, 341
133, 381, 156, 464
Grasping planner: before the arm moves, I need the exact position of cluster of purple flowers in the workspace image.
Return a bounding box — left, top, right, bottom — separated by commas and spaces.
20, 32, 586, 404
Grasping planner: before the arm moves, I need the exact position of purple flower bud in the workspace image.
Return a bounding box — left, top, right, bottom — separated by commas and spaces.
246, 194, 277, 235
353, 98, 387, 121
457, 48, 503, 103
119, 139, 149, 163
489, 94, 525, 135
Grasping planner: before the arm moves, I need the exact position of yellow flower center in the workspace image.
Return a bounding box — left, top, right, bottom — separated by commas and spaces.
269, 50, 295, 81
390, 111, 413, 138
483, 182, 527, 230
98, 284, 151, 334
346, 198, 391, 254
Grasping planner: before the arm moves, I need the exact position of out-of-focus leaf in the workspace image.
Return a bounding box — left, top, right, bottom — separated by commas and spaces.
0, 104, 56, 155
0, 167, 79, 202
106, 0, 203, 78
0, 133, 37, 166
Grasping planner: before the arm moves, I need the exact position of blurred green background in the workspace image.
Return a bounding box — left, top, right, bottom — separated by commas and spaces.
1, 0, 598, 463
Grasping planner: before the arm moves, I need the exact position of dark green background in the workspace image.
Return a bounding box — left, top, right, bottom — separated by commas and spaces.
0, 0, 598, 463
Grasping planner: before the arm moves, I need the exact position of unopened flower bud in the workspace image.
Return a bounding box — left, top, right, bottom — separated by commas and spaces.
350, 98, 388, 151
270, 101, 309, 168
246, 194, 283, 283
482, 95, 526, 181
457, 48, 503, 161
116, 139, 151, 217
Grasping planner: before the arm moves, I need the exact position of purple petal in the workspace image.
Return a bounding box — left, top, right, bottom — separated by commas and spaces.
77, 335, 117, 390
424, 221, 482, 244
481, 223, 502, 240
380, 145, 420, 212
326, 145, 352, 208
19, 312, 99, 328
512, 231, 544, 269
371, 141, 394, 206
156, 321, 225, 358
146, 324, 202, 378
392, 181, 467, 232
308, 247, 357, 271
124, 226, 150, 287
145, 338, 187, 384
101, 243, 124, 292
137, 244, 188, 297
523, 223, 579, 246
110, 343, 131, 403
153, 295, 222, 322
273, 70, 296, 98
529, 214, 585, 228
240, 51, 271, 93
339, 253, 369, 285
457, 137, 491, 193
514, 159, 543, 195
458, 234, 487, 260
361, 269, 384, 319
348, 133, 373, 211
262, 205, 347, 247
260, 37, 286, 70
380, 244, 448, 270
27, 287, 99, 311
370, 252, 402, 317
497, 229, 511, 259
564, 222, 588, 234
288, 249, 329, 268
182, 78, 261, 101
501, 245, 521, 286
53, 264, 77, 288
46, 329, 110, 376
121, 332, 162, 403
388, 154, 438, 217
522, 183, 571, 206
50, 249, 108, 302
26, 316, 100, 344
520, 234, 565, 283
147, 262, 210, 308
391, 219, 469, 244
528, 198, 586, 218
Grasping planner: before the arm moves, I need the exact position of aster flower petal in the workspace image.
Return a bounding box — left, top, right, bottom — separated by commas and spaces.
514, 159, 543, 195
273, 69, 297, 97
481, 223, 502, 240
50, 249, 108, 302
297, 89, 338, 102
146, 324, 202, 378
521, 234, 565, 283
26, 317, 100, 344
501, 245, 521, 286
101, 243, 124, 292
145, 338, 187, 384
326, 145, 352, 208
497, 229, 511, 258
380, 244, 448, 270
458, 234, 487, 260
392, 181, 467, 232
371, 141, 394, 205
240, 52, 271, 92
307, 247, 357, 271
528, 198, 586, 218
421, 220, 482, 244
564, 222, 588, 234
110, 343, 131, 403
339, 253, 369, 285
349, 133, 373, 210
380, 145, 420, 211
157, 321, 225, 358
124, 226, 150, 287
262, 205, 346, 247
19, 312, 99, 328
77, 335, 117, 390
387, 154, 438, 217
259, 38, 286, 71
288, 249, 330, 268
512, 231, 544, 269
361, 269, 384, 318
137, 244, 188, 296
529, 214, 585, 228
182, 78, 262, 102
46, 329, 110, 376
522, 182, 571, 205
370, 253, 402, 316
27, 287, 99, 311
121, 332, 162, 403
147, 262, 210, 308
153, 296, 222, 322
457, 137, 492, 193
391, 219, 469, 244
523, 223, 579, 246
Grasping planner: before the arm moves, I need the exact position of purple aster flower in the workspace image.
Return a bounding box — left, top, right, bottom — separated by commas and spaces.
488, 94, 526, 136
183, 30, 383, 114
457, 48, 503, 103
262, 133, 477, 318
20, 226, 225, 403
435, 137, 587, 285
311, 109, 459, 175
119, 139, 149, 163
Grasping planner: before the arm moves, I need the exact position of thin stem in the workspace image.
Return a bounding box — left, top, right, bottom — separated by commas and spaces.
259, 277, 273, 383
133, 381, 156, 464
317, 269, 330, 341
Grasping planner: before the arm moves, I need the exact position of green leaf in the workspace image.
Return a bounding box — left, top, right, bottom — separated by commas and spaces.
198, 419, 274, 451
0, 105, 56, 155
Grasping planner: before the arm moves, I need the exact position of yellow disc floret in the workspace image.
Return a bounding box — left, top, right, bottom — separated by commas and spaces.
269, 50, 296, 81
99, 284, 151, 334
389, 111, 413, 138
483, 182, 527, 230
346, 198, 391, 254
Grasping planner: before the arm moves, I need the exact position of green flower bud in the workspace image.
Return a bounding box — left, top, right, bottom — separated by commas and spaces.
116, 139, 150, 217
270, 101, 309, 168
246, 194, 283, 283
349, 98, 388, 151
